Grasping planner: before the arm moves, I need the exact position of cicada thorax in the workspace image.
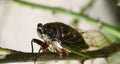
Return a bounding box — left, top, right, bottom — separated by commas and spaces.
43, 22, 89, 52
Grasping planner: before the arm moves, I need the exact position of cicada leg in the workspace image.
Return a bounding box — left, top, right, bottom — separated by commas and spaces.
34, 48, 43, 63
62, 48, 70, 59
31, 38, 44, 53
79, 60, 84, 64
55, 47, 63, 58
56, 27, 70, 58
31, 38, 45, 63
79, 58, 87, 64
104, 57, 110, 64
54, 47, 70, 59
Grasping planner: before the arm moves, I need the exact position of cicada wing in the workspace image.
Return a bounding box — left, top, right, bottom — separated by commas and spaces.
78, 30, 111, 50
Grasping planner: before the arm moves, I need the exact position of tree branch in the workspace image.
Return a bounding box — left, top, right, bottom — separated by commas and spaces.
12, 0, 120, 41
0, 43, 120, 63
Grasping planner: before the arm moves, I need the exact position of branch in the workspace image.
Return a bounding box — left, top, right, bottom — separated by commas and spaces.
81, 0, 95, 13
12, 0, 120, 41
71, 0, 96, 28
117, 0, 120, 6
0, 43, 120, 63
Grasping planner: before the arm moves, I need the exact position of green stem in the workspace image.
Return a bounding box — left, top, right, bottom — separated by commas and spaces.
71, 0, 95, 28
0, 47, 16, 55
118, 0, 120, 6
12, 0, 120, 40
81, 0, 95, 13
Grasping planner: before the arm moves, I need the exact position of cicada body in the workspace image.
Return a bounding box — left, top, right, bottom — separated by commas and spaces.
31, 22, 111, 61
43, 22, 89, 50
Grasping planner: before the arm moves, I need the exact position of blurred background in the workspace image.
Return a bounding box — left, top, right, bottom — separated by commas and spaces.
0, 0, 120, 64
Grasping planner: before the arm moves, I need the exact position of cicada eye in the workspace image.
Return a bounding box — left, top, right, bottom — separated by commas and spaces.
37, 23, 44, 36
37, 23, 43, 28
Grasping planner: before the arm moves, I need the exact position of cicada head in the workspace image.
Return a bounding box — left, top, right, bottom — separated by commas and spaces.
37, 23, 44, 37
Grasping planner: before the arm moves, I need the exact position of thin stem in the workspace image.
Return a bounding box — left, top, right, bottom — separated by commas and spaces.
118, 0, 120, 6
81, 0, 95, 13
71, 0, 95, 28
12, 0, 120, 41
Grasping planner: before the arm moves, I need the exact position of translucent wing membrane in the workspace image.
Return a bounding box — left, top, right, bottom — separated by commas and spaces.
78, 30, 112, 51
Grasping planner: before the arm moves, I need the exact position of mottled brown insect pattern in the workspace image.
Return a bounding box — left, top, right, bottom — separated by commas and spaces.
31, 22, 89, 61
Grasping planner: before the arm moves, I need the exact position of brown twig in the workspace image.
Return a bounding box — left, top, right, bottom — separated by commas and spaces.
0, 43, 120, 63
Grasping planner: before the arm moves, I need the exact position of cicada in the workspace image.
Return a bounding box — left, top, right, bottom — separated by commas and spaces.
31, 22, 111, 61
